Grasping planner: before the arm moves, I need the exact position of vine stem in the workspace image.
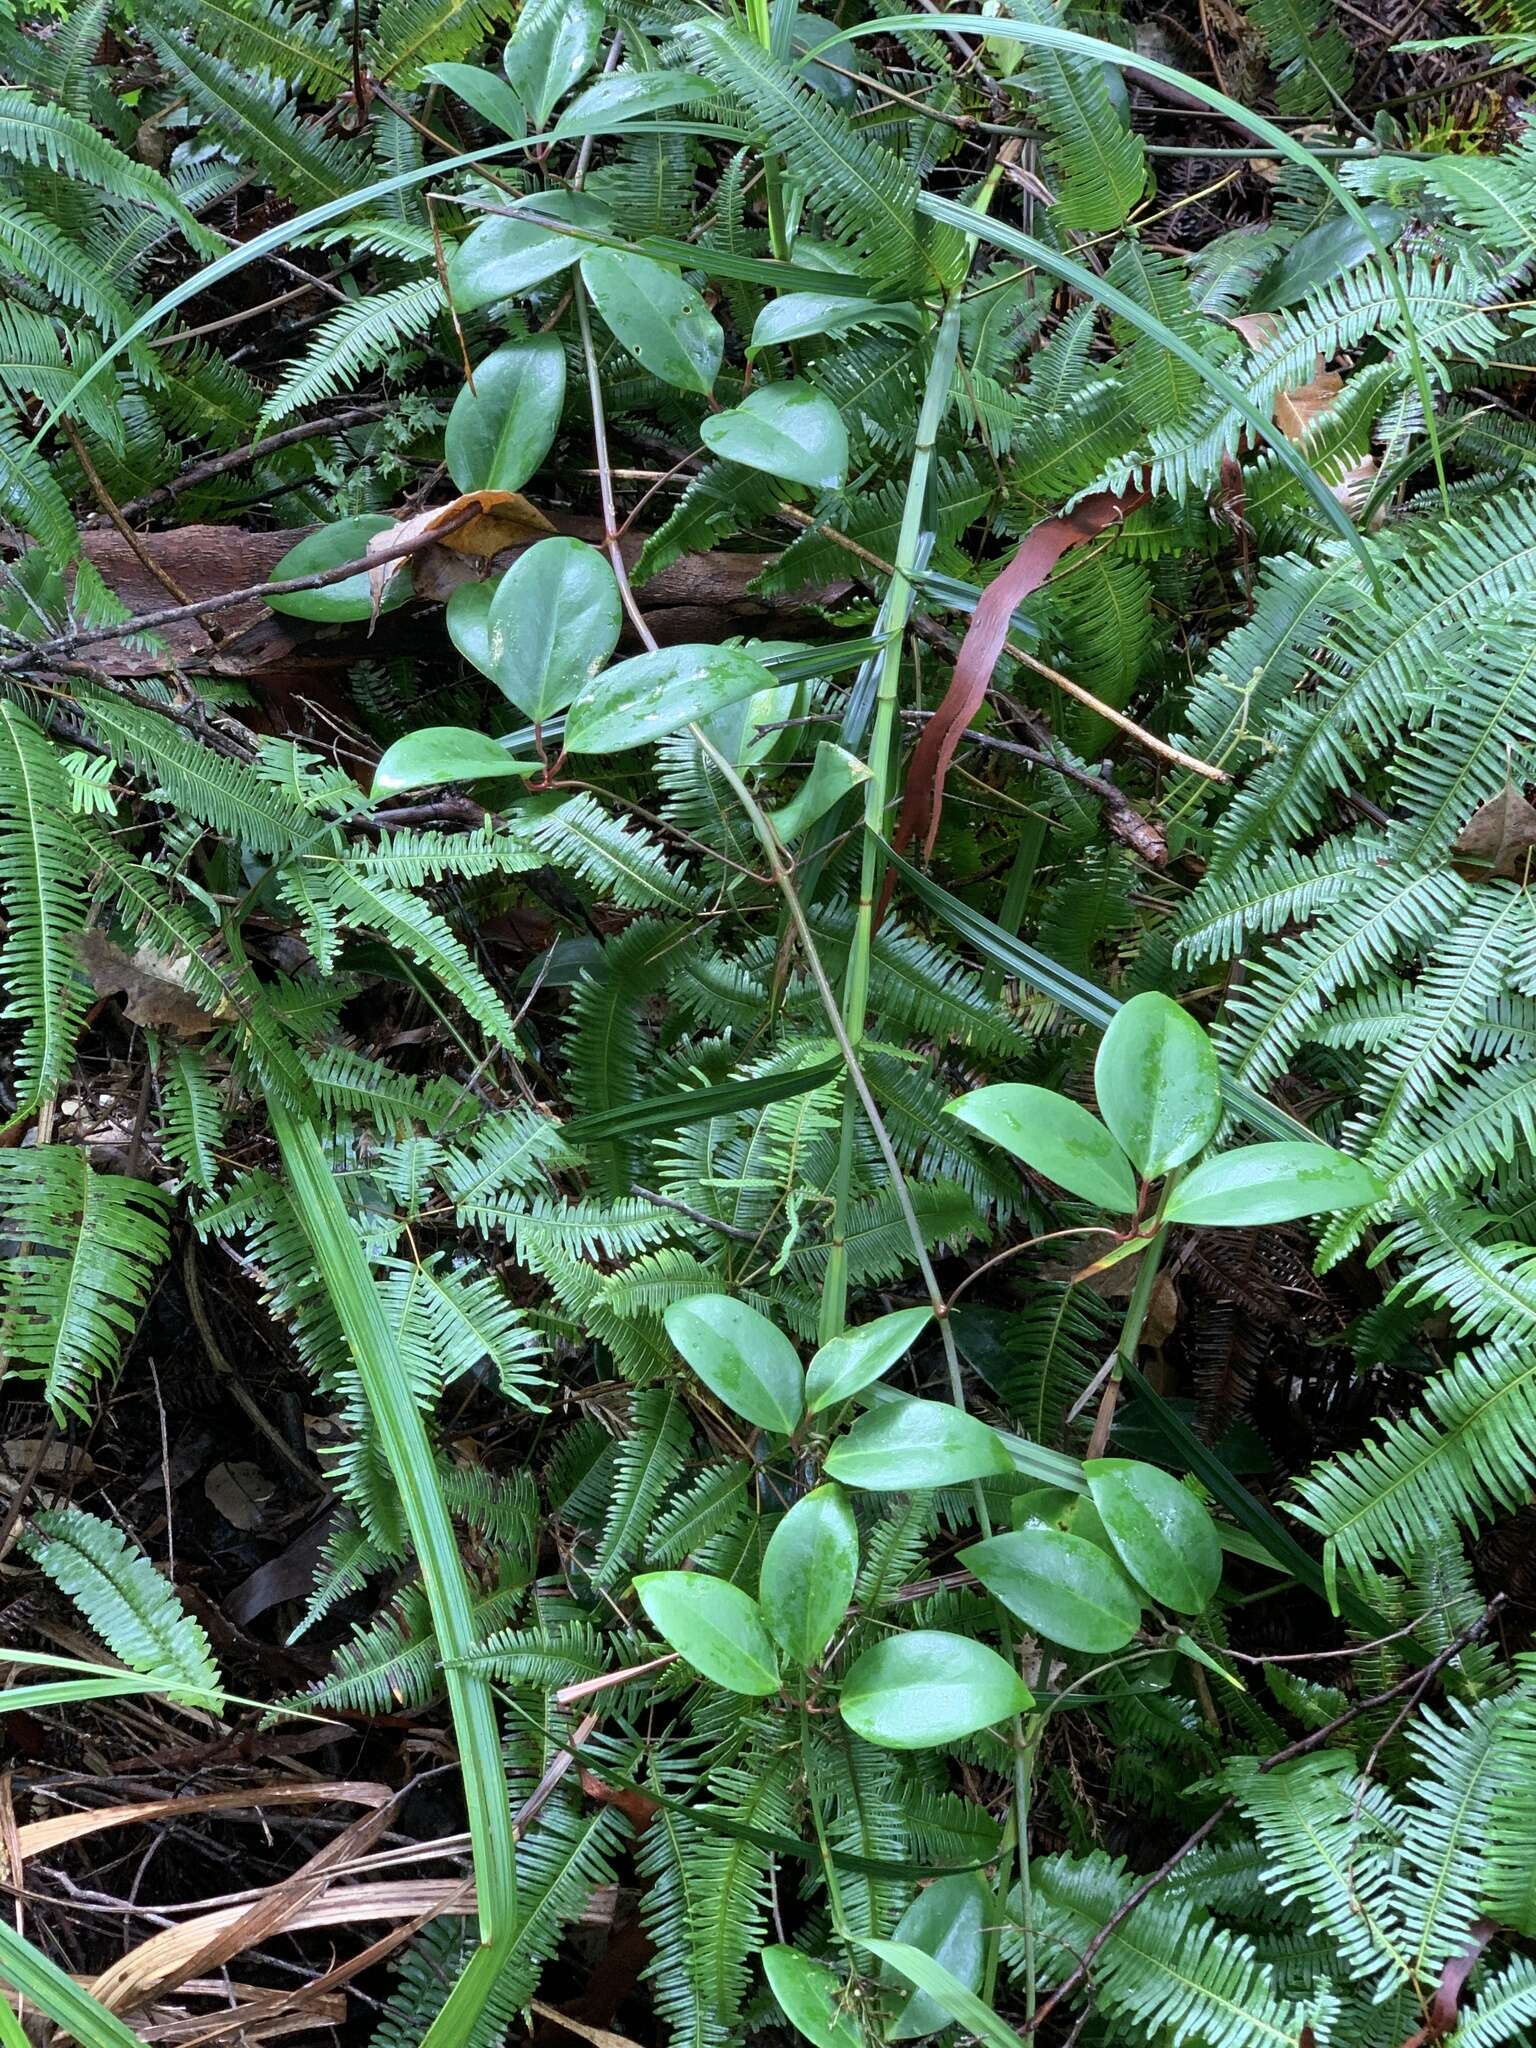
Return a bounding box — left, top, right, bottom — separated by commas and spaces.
1085, 1220, 1170, 1461
692, 726, 1038, 2009
576, 231, 1037, 2010
820, 148, 1015, 1343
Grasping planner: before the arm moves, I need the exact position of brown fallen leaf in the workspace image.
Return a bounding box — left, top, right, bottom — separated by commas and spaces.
71, 929, 235, 1035
1452, 779, 1536, 881
365, 489, 554, 620
1274, 367, 1344, 443
204, 1459, 276, 1531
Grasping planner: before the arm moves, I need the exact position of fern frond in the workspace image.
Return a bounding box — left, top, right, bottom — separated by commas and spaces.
997, 0, 1147, 232
156, 0, 350, 93
593, 1388, 692, 1587
681, 20, 928, 284
1026, 1848, 1338, 2048
0, 1149, 171, 1423
0, 699, 92, 1115
145, 30, 358, 207
319, 865, 522, 1054
160, 1044, 226, 1193
262, 273, 445, 424
25, 1506, 220, 1699
369, 0, 517, 86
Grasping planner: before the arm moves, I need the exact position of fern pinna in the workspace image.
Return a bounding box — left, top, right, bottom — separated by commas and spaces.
5, 1, 1536, 2047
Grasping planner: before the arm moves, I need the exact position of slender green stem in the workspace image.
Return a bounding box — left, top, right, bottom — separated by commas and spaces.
821, 158, 1012, 1341
1086, 1219, 1171, 1460
268, 1105, 518, 2048
801, 1697, 853, 1942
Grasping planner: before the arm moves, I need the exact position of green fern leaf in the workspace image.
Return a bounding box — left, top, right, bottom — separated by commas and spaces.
25, 1505, 220, 1699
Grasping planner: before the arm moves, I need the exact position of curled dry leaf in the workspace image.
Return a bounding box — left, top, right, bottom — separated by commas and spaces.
71, 929, 234, 1035
1452, 779, 1536, 881
364, 489, 554, 620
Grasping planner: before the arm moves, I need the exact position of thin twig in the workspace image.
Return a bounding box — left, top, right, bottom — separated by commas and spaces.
1022, 1596, 1507, 2037
0, 509, 478, 669
60, 419, 199, 613
112, 406, 393, 523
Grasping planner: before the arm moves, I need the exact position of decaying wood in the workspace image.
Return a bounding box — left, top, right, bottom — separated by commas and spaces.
73, 517, 847, 683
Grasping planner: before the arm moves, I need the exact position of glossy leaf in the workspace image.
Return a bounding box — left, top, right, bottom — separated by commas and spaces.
632, 1570, 779, 1696
266, 515, 409, 623
1093, 992, 1221, 1180
883, 1874, 992, 2040
663, 1293, 804, 1434
1164, 1143, 1383, 1228
502, 0, 603, 129
446, 579, 497, 679
550, 72, 719, 138
700, 381, 848, 490
762, 1948, 863, 2048
486, 536, 621, 722
960, 1527, 1142, 1652
1084, 1457, 1222, 1615
768, 742, 871, 844
748, 293, 925, 352
565, 643, 778, 754
839, 1630, 1032, 1749
805, 1305, 932, 1414
580, 247, 723, 395
444, 336, 566, 495
426, 62, 526, 137
824, 1397, 1013, 1491
371, 728, 541, 798
945, 1084, 1138, 1214
447, 192, 610, 313
759, 1484, 858, 1666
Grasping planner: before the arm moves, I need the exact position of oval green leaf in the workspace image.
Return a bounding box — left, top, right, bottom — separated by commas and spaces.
767, 741, 870, 843
700, 380, 848, 490
748, 293, 924, 353
371, 727, 541, 797
486, 536, 621, 721
1163, 1142, 1383, 1228
856, 1939, 1019, 2048
550, 72, 719, 139
565, 643, 778, 755
945, 1084, 1137, 1214
425, 61, 526, 137
266, 515, 408, 623
1093, 992, 1221, 1180
663, 1293, 804, 1434
763, 1948, 863, 2048
960, 1527, 1143, 1653
1083, 1457, 1222, 1615
447, 191, 610, 313
502, 0, 603, 128
824, 1397, 1013, 1492
446, 578, 496, 679
759, 1484, 858, 1666
633, 1570, 779, 1696
883, 1874, 992, 2041
840, 1630, 1032, 1750
806, 1306, 932, 1415
580, 247, 723, 395
445, 335, 567, 494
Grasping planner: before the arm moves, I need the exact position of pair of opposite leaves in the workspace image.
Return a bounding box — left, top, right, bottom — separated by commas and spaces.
948, 990, 1382, 1227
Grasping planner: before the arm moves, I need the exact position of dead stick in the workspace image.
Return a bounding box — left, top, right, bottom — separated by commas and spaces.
0, 510, 478, 670
1021, 1595, 1507, 2038
111, 405, 393, 523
